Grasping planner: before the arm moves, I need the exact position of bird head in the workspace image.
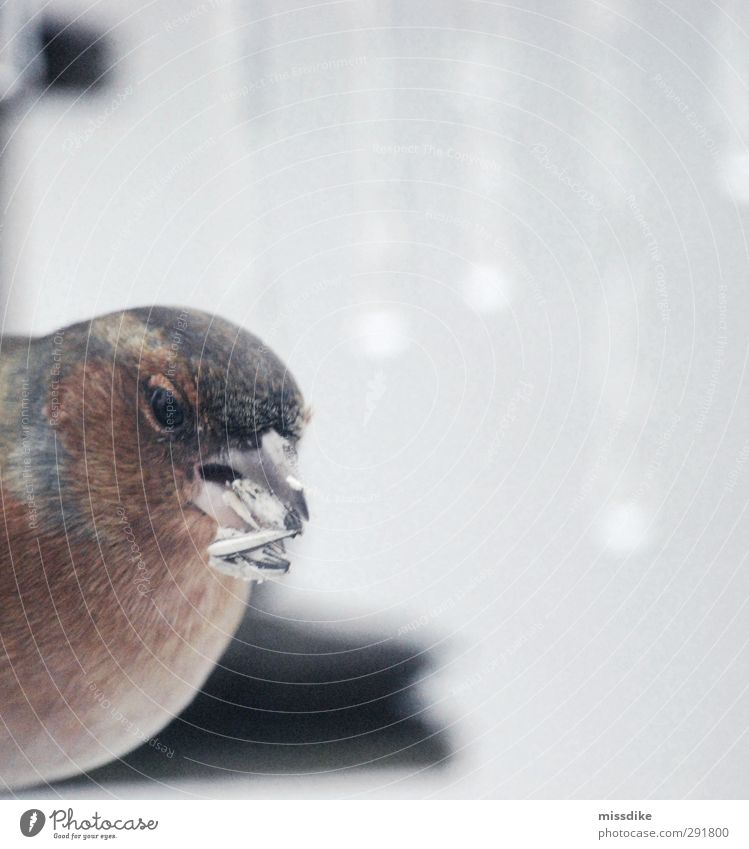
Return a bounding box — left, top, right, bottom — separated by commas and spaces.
41, 306, 309, 576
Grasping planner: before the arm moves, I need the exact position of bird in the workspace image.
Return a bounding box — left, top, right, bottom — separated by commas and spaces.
0, 306, 309, 790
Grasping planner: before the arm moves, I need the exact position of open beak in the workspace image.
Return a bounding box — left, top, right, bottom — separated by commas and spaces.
191, 431, 308, 580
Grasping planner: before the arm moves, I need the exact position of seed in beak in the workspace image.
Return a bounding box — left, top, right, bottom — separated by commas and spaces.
206, 527, 297, 558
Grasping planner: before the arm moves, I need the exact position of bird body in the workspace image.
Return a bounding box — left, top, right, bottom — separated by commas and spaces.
0, 308, 307, 789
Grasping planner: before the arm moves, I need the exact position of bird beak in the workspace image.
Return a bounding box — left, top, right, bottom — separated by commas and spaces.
191, 431, 308, 580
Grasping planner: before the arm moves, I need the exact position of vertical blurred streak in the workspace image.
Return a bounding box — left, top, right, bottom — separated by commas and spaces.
0, 3, 111, 334
713, 0, 749, 140
355, 0, 396, 270
0, 0, 41, 102
0, 0, 43, 325
577, 0, 719, 552
572, 0, 650, 519
235, 0, 391, 339
713, 0, 749, 201
445, 0, 496, 273
233, 1, 309, 341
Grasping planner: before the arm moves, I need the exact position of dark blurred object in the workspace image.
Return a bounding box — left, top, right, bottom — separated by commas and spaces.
0, 4, 111, 322
0, 4, 110, 103
39, 16, 110, 91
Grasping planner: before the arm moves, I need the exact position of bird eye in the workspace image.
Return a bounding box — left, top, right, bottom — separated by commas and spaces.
150, 386, 185, 431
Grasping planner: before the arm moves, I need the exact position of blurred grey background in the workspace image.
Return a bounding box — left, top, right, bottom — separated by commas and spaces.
2, 0, 749, 799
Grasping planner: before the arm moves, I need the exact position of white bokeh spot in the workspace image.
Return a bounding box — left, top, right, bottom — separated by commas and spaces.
596, 501, 651, 556
720, 151, 749, 204
461, 264, 513, 314
353, 309, 410, 359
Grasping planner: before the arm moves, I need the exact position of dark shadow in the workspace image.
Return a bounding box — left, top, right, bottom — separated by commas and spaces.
52, 587, 452, 789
